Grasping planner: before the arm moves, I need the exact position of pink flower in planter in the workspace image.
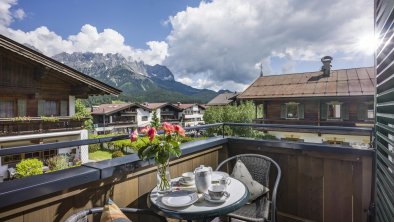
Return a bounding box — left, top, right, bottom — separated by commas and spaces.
174, 125, 186, 137
130, 129, 138, 142
147, 127, 157, 142
162, 122, 174, 134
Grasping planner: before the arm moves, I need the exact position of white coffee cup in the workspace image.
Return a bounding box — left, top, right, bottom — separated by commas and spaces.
219, 176, 231, 188
208, 185, 230, 200
181, 172, 195, 183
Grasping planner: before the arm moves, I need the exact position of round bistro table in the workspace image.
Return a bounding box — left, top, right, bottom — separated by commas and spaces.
148, 176, 249, 222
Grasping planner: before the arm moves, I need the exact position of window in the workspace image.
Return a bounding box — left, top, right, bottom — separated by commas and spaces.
286, 103, 299, 119
0, 99, 14, 117
142, 116, 148, 121
367, 103, 374, 119
44, 100, 58, 116
3, 154, 21, 164
327, 103, 341, 119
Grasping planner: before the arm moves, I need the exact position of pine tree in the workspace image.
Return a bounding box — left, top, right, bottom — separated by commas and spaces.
151, 109, 160, 129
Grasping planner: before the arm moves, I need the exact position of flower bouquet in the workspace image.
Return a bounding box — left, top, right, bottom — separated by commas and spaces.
131, 122, 185, 193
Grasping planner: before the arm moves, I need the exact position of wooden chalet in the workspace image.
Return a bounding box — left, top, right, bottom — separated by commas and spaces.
140, 102, 183, 123
91, 103, 137, 134
238, 57, 375, 144
0, 34, 121, 168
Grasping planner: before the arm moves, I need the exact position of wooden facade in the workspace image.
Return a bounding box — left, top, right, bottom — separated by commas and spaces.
0, 34, 121, 136
255, 96, 374, 127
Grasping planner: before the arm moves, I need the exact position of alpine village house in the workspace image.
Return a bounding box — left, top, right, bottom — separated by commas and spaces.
91, 102, 206, 134
0, 34, 121, 180
238, 56, 375, 146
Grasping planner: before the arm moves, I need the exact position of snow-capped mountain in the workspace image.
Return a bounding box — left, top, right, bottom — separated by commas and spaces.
52, 52, 220, 103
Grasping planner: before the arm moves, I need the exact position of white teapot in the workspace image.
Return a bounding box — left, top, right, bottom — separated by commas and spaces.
194, 165, 212, 193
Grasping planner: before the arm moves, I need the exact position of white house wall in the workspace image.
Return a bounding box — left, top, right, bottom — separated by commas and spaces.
137, 108, 153, 127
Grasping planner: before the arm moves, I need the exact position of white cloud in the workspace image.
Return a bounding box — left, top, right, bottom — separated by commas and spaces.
0, 0, 17, 26
0, 2, 167, 66
13, 8, 25, 20
164, 0, 374, 90
0, 0, 374, 92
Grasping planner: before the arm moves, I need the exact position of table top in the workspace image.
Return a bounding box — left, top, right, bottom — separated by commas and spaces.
148, 175, 249, 220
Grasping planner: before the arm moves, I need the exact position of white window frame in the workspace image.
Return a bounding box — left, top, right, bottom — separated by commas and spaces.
285, 102, 299, 120
327, 101, 342, 120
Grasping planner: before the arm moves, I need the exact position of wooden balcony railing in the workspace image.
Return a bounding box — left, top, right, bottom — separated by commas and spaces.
0, 123, 374, 222
0, 117, 86, 136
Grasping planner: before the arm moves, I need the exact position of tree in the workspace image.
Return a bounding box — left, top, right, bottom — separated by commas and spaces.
203, 101, 262, 137
74, 99, 93, 130
151, 109, 160, 128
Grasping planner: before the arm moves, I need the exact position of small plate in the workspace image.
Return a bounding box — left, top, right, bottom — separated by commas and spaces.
212, 171, 230, 182
161, 191, 199, 207
203, 192, 230, 203
179, 178, 195, 186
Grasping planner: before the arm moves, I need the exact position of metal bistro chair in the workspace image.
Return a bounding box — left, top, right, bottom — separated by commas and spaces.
216, 154, 281, 222
64, 207, 167, 222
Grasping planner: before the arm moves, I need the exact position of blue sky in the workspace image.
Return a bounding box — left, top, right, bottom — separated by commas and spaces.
1, 0, 375, 91
11, 0, 200, 49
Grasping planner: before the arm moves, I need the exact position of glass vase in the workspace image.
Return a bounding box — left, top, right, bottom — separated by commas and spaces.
157, 159, 171, 193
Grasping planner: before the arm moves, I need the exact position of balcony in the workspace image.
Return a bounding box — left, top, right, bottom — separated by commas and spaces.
0, 117, 86, 136
0, 123, 374, 222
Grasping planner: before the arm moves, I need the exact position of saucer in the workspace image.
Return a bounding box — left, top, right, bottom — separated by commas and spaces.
203, 193, 230, 203
179, 178, 195, 186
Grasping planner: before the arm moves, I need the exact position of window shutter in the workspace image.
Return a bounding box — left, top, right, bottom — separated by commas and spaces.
320, 103, 327, 120
60, 100, 68, 116
341, 103, 349, 120
37, 100, 44, 116
17, 99, 26, 116
299, 104, 305, 119
280, 104, 286, 119
357, 103, 367, 120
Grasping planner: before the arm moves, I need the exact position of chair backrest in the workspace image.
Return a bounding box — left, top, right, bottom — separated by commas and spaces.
64, 207, 167, 222
216, 154, 281, 222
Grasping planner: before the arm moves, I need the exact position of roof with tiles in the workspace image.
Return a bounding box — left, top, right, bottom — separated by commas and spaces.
207, 92, 240, 105
238, 67, 375, 99
91, 103, 131, 115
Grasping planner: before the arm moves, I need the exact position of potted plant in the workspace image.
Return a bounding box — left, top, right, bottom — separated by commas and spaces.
131, 122, 185, 193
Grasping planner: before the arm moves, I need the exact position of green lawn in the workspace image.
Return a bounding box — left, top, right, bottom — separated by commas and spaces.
89, 150, 113, 161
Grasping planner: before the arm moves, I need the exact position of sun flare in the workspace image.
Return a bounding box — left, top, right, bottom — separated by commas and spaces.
355, 33, 380, 54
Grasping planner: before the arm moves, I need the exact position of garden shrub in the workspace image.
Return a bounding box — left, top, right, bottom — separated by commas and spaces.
16, 159, 43, 178
47, 155, 69, 171
112, 151, 124, 158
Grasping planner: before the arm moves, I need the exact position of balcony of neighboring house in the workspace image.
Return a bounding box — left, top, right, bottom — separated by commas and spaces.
160, 115, 179, 123
0, 123, 375, 222
107, 116, 137, 126
0, 116, 86, 136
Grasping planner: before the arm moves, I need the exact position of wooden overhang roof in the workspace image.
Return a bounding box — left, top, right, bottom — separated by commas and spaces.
91, 103, 132, 115
238, 67, 375, 100
0, 34, 121, 96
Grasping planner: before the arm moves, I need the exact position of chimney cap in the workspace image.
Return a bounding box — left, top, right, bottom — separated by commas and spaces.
321, 56, 333, 63
321, 56, 333, 76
